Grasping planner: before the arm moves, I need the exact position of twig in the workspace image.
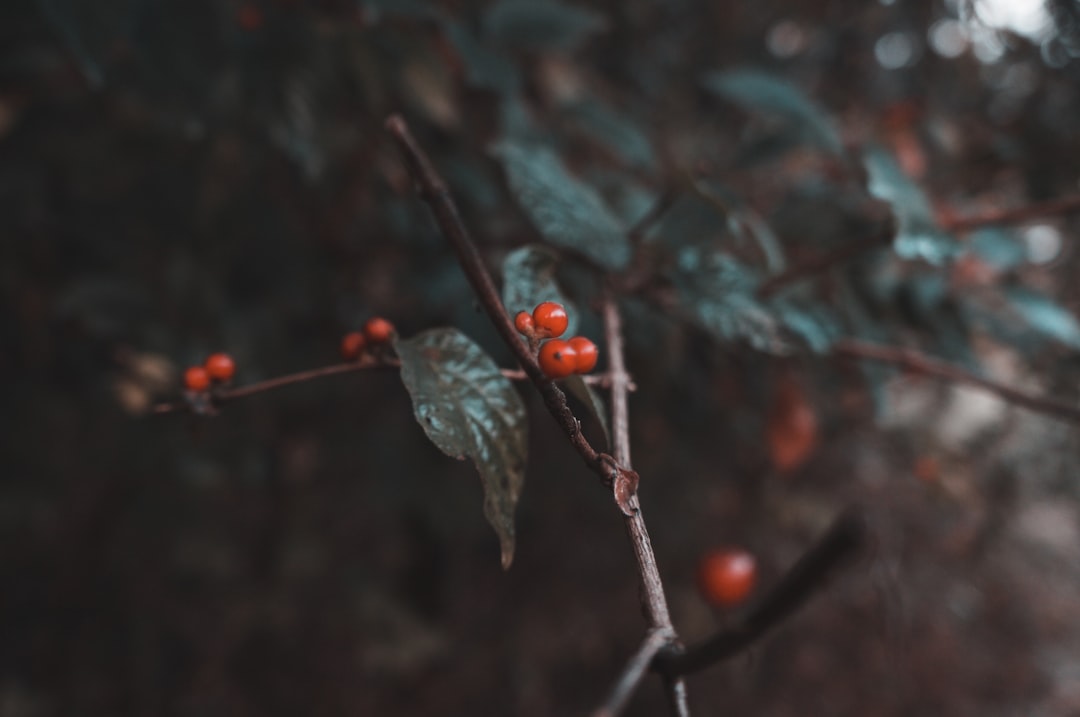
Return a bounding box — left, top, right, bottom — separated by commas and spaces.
941, 194, 1080, 233
757, 221, 894, 298
152, 359, 621, 414
601, 294, 689, 714
592, 628, 674, 717
655, 509, 867, 676
385, 114, 612, 474
834, 339, 1080, 423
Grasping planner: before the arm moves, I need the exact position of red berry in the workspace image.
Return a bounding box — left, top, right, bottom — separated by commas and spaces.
204, 352, 236, 382
567, 337, 598, 374
340, 331, 367, 360
538, 339, 577, 379
514, 311, 535, 336
697, 548, 757, 608
532, 302, 568, 338
184, 365, 212, 392
363, 317, 395, 344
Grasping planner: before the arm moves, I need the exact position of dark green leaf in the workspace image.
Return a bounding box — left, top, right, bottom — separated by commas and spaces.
501, 245, 579, 337
484, 0, 607, 52
562, 375, 610, 446
675, 248, 786, 353
863, 147, 961, 265
1003, 287, 1080, 350
702, 69, 842, 155
395, 329, 528, 569
563, 99, 655, 169
493, 140, 631, 270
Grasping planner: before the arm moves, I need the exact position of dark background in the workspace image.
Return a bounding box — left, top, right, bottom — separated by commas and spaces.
3, 0, 1080, 715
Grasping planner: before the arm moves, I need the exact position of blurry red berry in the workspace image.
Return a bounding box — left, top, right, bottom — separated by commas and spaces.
340, 331, 366, 360
363, 317, 396, 344
184, 365, 212, 392
204, 353, 236, 382
697, 548, 757, 608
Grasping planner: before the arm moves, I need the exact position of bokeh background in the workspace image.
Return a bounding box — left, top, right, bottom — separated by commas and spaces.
3, 0, 1080, 714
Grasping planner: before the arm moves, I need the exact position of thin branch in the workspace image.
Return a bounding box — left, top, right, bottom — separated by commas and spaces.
385, 114, 610, 474
592, 628, 674, 717
655, 509, 867, 677
941, 194, 1080, 233
757, 220, 894, 298
152, 359, 620, 415
834, 339, 1080, 423
602, 294, 689, 714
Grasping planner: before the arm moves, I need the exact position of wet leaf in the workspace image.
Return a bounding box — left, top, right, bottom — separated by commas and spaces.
493, 140, 631, 270
484, 0, 607, 52
863, 146, 961, 265
501, 245, 579, 337
395, 329, 528, 569
770, 298, 841, 354
702, 69, 842, 154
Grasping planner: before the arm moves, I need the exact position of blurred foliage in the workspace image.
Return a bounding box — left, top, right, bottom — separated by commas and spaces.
4, 0, 1080, 714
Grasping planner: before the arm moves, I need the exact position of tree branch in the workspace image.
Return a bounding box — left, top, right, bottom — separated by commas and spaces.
601, 294, 689, 714
757, 220, 893, 298
384, 114, 611, 474
592, 628, 675, 717
151, 359, 620, 415
834, 339, 1080, 423
941, 194, 1080, 233
655, 509, 867, 676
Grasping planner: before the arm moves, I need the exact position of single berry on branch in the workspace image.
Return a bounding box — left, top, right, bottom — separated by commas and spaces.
204, 352, 236, 382
538, 339, 578, 379
340, 331, 367, 360
532, 301, 568, 338
363, 317, 396, 344
697, 547, 757, 608
514, 311, 535, 336
184, 366, 212, 393
567, 336, 598, 374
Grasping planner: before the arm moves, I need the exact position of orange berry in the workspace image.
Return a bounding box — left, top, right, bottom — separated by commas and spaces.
567, 337, 598, 373
340, 331, 366, 360
184, 365, 212, 392
363, 317, 395, 344
514, 311, 535, 336
532, 301, 568, 338
697, 548, 757, 608
204, 352, 236, 382
766, 376, 818, 473
538, 339, 577, 379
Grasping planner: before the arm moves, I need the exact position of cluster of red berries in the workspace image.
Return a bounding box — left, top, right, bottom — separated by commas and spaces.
515, 301, 598, 379
697, 547, 757, 608
183, 353, 236, 392
340, 316, 396, 360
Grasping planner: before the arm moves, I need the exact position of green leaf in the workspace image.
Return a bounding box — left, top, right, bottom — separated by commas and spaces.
675, 248, 785, 353
702, 69, 842, 155
484, 0, 607, 52
501, 245, 579, 337
969, 228, 1026, 270
769, 298, 841, 354
562, 375, 610, 446
493, 140, 631, 270
863, 147, 961, 265
1003, 287, 1080, 350
395, 329, 528, 568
